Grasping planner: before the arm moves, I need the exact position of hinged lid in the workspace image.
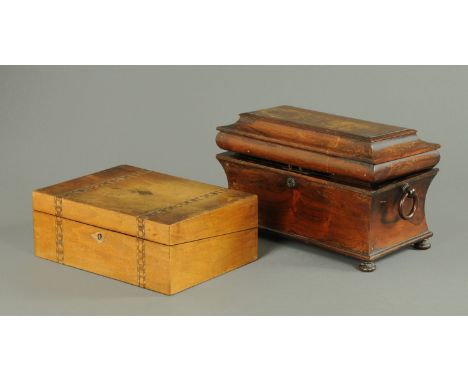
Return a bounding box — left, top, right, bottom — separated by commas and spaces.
32, 165, 257, 245
216, 105, 440, 184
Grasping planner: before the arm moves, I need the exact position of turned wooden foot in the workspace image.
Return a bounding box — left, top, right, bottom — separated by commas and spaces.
413, 238, 431, 250
358, 261, 376, 272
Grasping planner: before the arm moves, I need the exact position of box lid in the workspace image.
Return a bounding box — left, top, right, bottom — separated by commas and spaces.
32, 165, 257, 245
216, 105, 440, 184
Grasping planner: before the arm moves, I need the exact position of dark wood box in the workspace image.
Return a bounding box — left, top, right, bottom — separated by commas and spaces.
216, 106, 440, 271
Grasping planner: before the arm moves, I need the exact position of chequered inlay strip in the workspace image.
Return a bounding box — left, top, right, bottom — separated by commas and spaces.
50, 169, 228, 288
136, 216, 146, 288
52, 169, 152, 264
60, 169, 152, 199
134, 188, 228, 288
54, 196, 64, 264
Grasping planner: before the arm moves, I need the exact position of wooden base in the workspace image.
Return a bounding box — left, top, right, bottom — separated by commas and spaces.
218, 152, 438, 269
261, 227, 433, 271
262, 226, 433, 262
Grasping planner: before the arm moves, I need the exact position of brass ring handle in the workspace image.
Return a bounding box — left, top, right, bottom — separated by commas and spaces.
398, 183, 418, 220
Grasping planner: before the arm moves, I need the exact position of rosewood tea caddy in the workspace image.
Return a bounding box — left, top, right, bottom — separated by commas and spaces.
33, 165, 258, 294
216, 106, 440, 271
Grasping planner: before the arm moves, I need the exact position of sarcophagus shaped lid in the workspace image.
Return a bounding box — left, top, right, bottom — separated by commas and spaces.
216, 105, 440, 184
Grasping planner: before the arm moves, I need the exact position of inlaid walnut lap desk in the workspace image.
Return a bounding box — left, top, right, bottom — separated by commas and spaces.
216, 105, 440, 272
33, 165, 258, 294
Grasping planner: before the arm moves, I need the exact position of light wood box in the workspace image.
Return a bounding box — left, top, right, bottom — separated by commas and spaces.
33, 165, 258, 295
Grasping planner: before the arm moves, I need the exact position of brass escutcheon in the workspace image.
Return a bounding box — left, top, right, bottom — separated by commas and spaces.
286, 177, 296, 189
91, 232, 104, 243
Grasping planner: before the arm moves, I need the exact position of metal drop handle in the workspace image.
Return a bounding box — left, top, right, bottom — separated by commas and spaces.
398, 183, 418, 220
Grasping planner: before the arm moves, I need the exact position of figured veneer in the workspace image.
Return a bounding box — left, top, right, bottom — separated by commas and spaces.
216, 106, 440, 271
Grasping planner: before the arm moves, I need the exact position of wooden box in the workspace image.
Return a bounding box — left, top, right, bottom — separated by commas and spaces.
216, 106, 440, 271
33, 165, 258, 294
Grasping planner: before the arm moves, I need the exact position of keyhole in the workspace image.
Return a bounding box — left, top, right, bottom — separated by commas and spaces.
92, 232, 104, 242
286, 177, 296, 189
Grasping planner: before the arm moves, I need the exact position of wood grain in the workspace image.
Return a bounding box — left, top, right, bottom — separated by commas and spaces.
33, 211, 258, 295
33, 165, 257, 245
217, 153, 437, 261
170, 228, 258, 294
216, 105, 440, 184
32, 165, 258, 294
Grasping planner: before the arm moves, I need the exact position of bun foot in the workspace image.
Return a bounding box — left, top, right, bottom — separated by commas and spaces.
413, 239, 431, 250
358, 261, 376, 272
